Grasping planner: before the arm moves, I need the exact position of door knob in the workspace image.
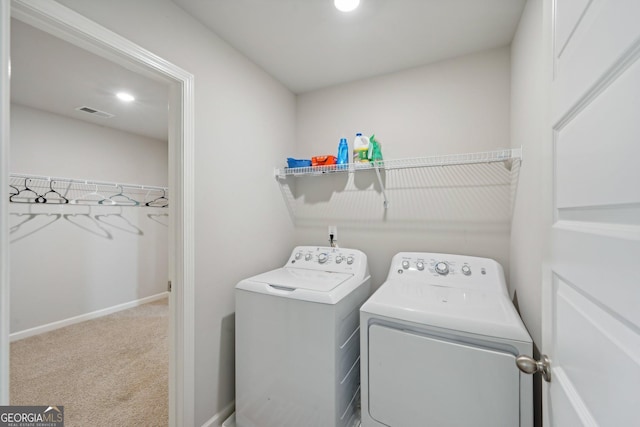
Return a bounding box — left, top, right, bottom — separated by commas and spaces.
516, 354, 551, 382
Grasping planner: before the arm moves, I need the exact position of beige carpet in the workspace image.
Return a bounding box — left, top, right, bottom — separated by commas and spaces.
11, 298, 168, 427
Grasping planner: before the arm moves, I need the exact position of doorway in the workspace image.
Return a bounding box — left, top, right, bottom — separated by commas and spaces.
0, 1, 195, 425
9, 15, 170, 424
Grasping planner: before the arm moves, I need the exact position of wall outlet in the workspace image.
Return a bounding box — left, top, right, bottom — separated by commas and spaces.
328, 225, 337, 244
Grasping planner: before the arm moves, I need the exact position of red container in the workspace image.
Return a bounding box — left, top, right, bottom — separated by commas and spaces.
311, 155, 337, 166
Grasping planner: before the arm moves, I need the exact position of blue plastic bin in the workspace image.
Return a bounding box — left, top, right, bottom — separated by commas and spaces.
287, 158, 312, 168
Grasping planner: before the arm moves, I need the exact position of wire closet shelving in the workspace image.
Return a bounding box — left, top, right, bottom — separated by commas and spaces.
274, 148, 522, 209
8, 173, 169, 207
275, 148, 521, 177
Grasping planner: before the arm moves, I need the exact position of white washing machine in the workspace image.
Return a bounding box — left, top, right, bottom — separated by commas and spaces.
360, 252, 532, 427
234, 246, 371, 427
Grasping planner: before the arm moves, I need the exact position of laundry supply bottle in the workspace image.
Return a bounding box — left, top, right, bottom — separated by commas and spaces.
337, 137, 349, 167
352, 133, 369, 165
368, 134, 383, 164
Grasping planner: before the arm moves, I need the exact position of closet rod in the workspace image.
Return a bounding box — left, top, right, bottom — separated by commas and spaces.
9, 173, 168, 192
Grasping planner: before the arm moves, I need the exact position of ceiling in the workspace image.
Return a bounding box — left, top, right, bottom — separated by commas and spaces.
10, 1, 526, 140
172, 0, 527, 93
10, 19, 169, 141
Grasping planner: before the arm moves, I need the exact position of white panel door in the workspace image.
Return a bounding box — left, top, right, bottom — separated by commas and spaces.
545, 0, 640, 425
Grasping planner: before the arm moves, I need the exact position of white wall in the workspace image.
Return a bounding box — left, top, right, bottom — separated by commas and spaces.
51, 1, 297, 424
509, 0, 549, 350
11, 104, 167, 184
9, 104, 169, 333
294, 47, 513, 291
509, 1, 550, 424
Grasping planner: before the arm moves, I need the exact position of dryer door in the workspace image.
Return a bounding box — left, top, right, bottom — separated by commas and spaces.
368, 324, 520, 427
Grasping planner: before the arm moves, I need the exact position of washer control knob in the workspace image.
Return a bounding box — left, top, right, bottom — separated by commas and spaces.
416, 261, 425, 271
295, 252, 302, 260
461, 265, 471, 276
346, 256, 354, 265
318, 253, 328, 264
402, 260, 410, 270
305, 253, 312, 261
435, 261, 449, 275
335, 255, 344, 264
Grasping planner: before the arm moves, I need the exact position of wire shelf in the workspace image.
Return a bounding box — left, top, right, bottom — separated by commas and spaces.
8, 173, 169, 207
274, 148, 522, 178
274, 148, 522, 210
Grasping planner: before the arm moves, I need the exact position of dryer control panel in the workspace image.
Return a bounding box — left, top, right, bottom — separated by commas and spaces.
388, 252, 507, 294
286, 246, 368, 276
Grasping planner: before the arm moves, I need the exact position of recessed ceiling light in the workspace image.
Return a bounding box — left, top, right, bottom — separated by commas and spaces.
116, 92, 135, 102
334, 0, 360, 12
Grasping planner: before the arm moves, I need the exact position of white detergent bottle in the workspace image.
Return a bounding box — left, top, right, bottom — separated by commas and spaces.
352, 133, 369, 165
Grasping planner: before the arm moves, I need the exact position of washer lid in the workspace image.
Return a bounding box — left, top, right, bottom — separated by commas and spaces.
361, 280, 531, 343
247, 268, 352, 292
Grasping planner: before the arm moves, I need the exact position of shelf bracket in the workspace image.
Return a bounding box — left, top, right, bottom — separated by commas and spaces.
373, 164, 389, 209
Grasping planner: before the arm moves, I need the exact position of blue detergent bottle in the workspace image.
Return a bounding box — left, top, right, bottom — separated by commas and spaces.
337, 138, 349, 167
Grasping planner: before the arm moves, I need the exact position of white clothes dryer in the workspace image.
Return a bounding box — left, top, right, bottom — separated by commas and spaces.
360, 252, 532, 427
235, 246, 371, 427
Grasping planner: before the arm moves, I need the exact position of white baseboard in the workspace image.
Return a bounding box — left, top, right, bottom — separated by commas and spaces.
201, 402, 235, 427
10, 292, 169, 342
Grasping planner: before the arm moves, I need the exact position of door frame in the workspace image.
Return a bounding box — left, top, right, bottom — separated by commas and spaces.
0, 0, 11, 406
0, 1, 196, 426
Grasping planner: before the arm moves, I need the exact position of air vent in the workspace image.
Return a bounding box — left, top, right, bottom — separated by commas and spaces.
75, 106, 114, 118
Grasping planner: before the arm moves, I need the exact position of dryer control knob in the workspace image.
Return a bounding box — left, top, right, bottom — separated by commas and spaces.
416, 261, 425, 271
295, 252, 302, 260
402, 260, 410, 270
435, 262, 449, 275
346, 256, 354, 265
305, 253, 312, 261
461, 265, 471, 276
318, 253, 328, 264
335, 256, 344, 264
